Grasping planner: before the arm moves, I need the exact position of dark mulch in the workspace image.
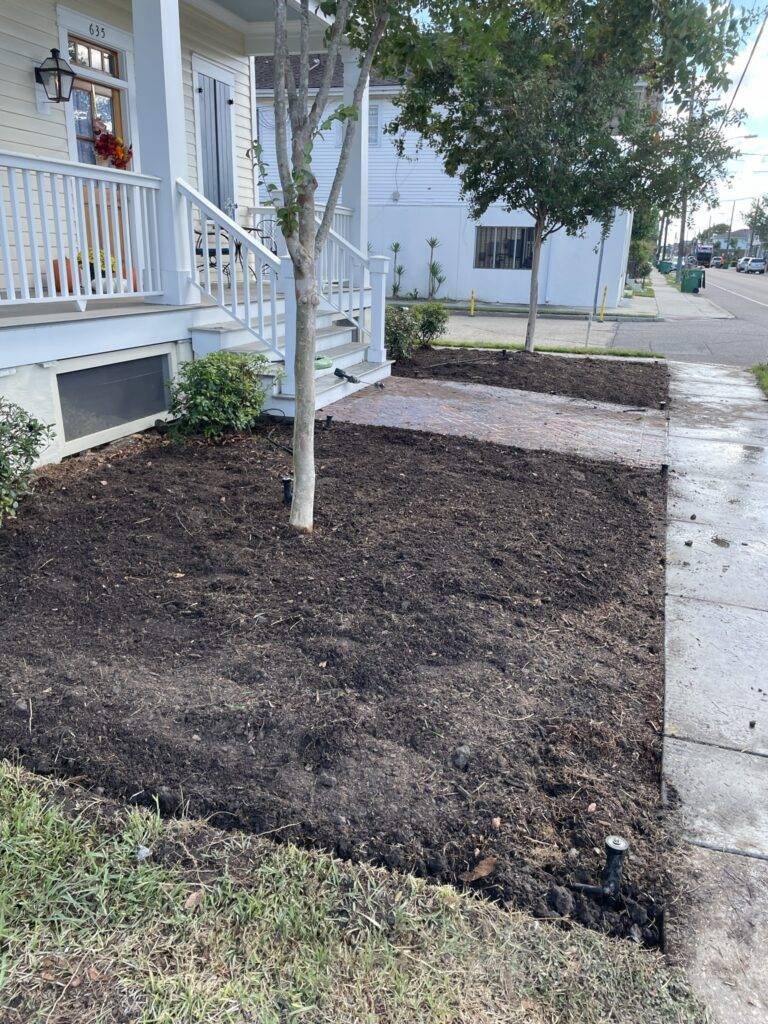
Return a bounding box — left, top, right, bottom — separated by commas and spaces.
394, 349, 669, 408
0, 423, 671, 943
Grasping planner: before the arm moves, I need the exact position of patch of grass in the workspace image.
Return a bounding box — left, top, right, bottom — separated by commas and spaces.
435, 339, 662, 359
0, 765, 704, 1024
751, 364, 768, 397
665, 273, 682, 291
634, 286, 656, 298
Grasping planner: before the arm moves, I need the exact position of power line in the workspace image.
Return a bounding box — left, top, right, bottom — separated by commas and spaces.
724, 9, 768, 119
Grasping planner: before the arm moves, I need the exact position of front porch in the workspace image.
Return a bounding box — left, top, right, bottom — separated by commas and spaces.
0, 0, 389, 461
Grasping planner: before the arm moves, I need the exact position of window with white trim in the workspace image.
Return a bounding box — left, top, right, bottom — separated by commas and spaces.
474, 226, 535, 269
334, 103, 381, 147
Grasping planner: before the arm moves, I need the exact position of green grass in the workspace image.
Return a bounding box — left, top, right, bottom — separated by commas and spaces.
751, 364, 768, 397
664, 272, 682, 291
634, 286, 656, 298
435, 339, 663, 358
0, 765, 704, 1024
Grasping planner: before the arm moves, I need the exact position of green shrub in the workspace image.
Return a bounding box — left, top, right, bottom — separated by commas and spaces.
0, 399, 53, 528
385, 305, 419, 361
413, 301, 449, 346
169, 351, 273, 439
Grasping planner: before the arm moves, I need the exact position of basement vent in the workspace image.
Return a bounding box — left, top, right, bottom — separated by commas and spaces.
57, 355, 170, 441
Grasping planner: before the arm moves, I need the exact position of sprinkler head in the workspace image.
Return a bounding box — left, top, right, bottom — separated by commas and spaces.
281, 475, 294, 506
600, 835, 630, 898
325, 414, 334, 430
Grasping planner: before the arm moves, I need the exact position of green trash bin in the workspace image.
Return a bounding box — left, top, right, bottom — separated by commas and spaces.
681, 267, 705, 293
658, 260, 674, 274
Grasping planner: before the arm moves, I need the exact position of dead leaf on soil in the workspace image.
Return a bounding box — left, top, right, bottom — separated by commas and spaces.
459, 856, 497, 883
184, 888, 203, 911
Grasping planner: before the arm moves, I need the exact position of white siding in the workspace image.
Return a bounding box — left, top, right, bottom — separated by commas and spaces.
255, 93, 462, 206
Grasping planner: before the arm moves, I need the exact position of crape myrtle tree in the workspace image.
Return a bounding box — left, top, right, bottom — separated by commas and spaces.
380, 0, 752, 351
263, 0, 414, 532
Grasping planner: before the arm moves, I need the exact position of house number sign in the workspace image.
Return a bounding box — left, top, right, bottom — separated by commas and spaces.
89, 22, 107, 39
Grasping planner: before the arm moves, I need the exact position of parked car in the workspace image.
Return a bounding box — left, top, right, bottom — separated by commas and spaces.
736, 257, 751, 272
711, 255, 723, 268
743, 257, 766, 275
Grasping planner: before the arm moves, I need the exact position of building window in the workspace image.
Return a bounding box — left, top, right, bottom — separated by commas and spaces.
474, 226, 535, 269
368, 103, 380, 147
67, 33, 128, 167
335, 103, 381, 147
68, 35, 120, 77
72, 78, 124, 164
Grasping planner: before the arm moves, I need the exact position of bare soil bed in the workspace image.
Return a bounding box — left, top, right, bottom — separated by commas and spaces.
394, 348, 669, 408
0, 423, 670, 943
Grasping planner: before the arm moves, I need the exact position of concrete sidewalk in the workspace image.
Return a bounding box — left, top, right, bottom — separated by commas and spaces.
652, 269, 734, 321
663, 361, 768, 1023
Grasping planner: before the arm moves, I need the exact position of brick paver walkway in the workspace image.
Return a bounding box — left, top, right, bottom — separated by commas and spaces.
329, 376, 668, 468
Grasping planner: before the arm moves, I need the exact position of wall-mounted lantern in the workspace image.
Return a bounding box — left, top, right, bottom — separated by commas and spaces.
34, 49, 76, 103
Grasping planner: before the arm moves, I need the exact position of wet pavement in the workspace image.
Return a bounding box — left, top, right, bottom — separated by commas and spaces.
328, 374, 668, 468
663, 362, 768, 1023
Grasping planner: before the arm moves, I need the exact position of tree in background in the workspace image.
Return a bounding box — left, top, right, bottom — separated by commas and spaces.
628, 202, 659, 279
263, 0, 413, 532
381, 0, 751, 349
744, 196, 768, 255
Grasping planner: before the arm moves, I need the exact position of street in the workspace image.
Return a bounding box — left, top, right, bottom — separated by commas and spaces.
616, 267, 768, 366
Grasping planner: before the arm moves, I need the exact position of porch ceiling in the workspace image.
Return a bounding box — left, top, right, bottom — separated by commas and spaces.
215, 0, 300, 21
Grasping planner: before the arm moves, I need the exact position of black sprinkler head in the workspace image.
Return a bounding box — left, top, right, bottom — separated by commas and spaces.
281, 475, 294, 505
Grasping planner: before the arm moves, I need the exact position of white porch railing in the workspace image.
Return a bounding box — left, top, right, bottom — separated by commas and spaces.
0, 150, 163, 305
248, 203, 354, 255
177, 179, 283, 358
248, 204, 368, 338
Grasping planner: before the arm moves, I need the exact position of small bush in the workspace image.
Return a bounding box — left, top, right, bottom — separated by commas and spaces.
413, 301, 449, 347
385, 306, 419, 361
169, 351, 273, 439
0, 399, 53, 528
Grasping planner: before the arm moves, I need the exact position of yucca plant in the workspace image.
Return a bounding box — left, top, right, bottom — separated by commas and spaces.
390, 241, 404, 297
426, 237, 442, 297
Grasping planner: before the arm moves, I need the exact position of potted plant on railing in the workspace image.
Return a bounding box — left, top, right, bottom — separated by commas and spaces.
77, 248, 118, 291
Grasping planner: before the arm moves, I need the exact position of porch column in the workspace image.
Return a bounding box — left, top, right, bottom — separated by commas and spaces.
131, 0, 196, 305
341, 49, 369, 254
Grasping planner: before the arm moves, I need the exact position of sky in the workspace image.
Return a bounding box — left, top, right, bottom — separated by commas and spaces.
675, 4, 768, 242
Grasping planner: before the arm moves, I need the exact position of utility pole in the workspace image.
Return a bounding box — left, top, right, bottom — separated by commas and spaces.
725, 198, 736, 258
676, 85, 696, 281
662, 216, 670, 259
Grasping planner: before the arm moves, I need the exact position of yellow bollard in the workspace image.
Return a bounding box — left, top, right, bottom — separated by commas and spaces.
469, 290, 476, 316
598, 284, 608, 322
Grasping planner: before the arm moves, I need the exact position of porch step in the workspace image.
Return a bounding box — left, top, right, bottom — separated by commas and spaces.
268, 358, 393, 417
189, 317, 358, 359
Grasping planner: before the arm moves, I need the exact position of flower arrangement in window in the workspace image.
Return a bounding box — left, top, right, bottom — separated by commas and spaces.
93, 128, 132, 170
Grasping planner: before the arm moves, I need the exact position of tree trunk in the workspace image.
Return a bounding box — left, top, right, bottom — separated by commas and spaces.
524, 217, 544, 353
289, 196, 319, 532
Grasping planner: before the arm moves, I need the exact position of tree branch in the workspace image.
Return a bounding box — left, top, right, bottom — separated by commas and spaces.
273, 0, 301, 260
307, 0, 351, 137
315, 10, 390, 254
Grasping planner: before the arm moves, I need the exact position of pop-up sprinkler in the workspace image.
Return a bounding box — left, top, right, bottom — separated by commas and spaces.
573, 835, 630, 900
324, 414, 334, 430
281, 475, 293, 505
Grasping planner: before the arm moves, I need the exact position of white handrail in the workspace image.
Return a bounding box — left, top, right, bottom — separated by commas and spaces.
177, 178, 283, 358
0, 149, 161, 188
0, 150, 162, 305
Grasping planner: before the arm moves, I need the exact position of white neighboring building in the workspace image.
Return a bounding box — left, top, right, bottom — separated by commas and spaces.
253, 57, 634, 309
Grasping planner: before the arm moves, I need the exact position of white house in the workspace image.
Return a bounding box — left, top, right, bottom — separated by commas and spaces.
0, 0, 389, 463
253, 56, 634, 310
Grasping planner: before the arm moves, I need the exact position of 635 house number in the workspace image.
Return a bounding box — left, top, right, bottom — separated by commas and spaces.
89, 22, 107, 39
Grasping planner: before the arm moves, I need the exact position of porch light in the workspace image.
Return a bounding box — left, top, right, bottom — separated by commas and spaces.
35, 49, 75, 103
